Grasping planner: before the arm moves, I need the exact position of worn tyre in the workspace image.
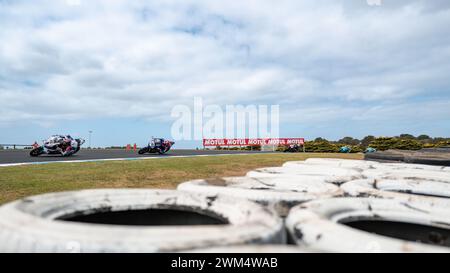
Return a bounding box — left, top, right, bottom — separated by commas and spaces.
341, 179, 450, 206
363, 168, 450, 183
286, 197, 450, 252
178, 177, 342, 216
247, 166, 364, 185
187, 244, 311, 253
372, 162, 450, 172
284, 158, 379, 170
0, 189, 284, 253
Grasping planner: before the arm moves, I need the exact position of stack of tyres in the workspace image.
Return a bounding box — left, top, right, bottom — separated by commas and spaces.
283, 158, 380, 170
281, 159, 450, 252
342, 179, 450, 204
286, 197, 450, 252
363, 168, 450, 183
246, 166, 364, 185
178, 176, 342, 216
341, 159, 450, 206
0, 189, 284, 252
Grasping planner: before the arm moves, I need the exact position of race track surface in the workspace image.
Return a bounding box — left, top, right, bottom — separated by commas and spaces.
0, 149, 270, 164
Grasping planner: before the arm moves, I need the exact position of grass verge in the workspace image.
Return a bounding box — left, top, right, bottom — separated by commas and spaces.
0, 153, 362, 204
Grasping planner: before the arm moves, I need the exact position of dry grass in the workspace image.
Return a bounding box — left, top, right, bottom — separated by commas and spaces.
0, 153, 363, 204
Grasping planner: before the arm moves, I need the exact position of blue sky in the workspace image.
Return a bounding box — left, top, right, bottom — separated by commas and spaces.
1, 0, 450, 148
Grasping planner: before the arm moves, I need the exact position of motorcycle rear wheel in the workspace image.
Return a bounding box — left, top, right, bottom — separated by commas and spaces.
30, 148, 44, 157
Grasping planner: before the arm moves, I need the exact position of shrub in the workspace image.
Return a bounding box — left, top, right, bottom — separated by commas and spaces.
435, 141, 450, 147
369, 137, 423, 151
304, 140, 339, 153
349, 145, 363, 153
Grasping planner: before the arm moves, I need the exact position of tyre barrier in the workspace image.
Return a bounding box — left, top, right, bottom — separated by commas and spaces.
177, 177, 342, 217
246, 166, 364, 185
224, 176, 341, 193
0, 189, 284, 252
341, 179, 450, 206
371, 162, 450, 172
286, 197, 450, 252
363, 168, 450, 183
284, 158, 379, 170
186, 244, 311, 253
421, 148, 450, 153
404, 156, 450, 167
365, 151, 450, 167
364, 152, 405, 163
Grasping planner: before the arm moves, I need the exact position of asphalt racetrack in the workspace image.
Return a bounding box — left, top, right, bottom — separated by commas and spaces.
0, 149, 271, 165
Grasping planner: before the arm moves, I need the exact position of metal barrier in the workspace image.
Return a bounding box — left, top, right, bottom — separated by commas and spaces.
0, 144, 33, 150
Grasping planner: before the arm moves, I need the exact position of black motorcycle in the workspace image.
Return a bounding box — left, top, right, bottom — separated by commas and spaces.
284, 144, 300, 153
138, 138, 175, 155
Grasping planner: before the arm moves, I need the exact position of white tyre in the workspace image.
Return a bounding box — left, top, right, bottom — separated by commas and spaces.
341, 179, 450, 206
284, 158, 379, 170
224, 176, 340, 193
0, 189, 284, 253
186, 245, 312, 253
178, 177, 342, 216
286, 197, 450, 253
363, 168, 450, 183
373, 163, 450, 172
247, 166, 364, 185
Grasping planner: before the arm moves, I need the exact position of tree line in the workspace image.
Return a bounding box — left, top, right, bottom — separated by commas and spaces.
213, 134, 450, 153
305, 134, 450, 153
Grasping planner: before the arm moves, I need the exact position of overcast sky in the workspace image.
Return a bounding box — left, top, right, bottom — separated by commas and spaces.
1, 0, 449, 147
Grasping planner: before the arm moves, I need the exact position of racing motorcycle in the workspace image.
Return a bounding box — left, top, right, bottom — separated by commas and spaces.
30, 135, 85, 157
138, 138, 175, 155
284, 144, 301, 153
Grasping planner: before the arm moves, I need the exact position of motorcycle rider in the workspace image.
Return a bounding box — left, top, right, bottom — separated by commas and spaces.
30, 135, 83, 157
61, 135, 76, 156
285, 143, 300, 152
150, 138, 165, 153
44, 135, 61, 150
44, 135, 73, 156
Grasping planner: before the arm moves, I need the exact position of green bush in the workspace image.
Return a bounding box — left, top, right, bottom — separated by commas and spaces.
423, 143, 436, 148
349, 145, 363, 153
369, 137, 423, 151
435, 141, 450, 147
393, 139, 423, 150
244, 145, 261, 151
304, 140, 340, 153
275, 145, 287, 152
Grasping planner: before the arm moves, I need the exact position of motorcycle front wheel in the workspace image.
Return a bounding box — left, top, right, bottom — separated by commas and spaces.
138, 147, 149, 154
157, 147, 171, 155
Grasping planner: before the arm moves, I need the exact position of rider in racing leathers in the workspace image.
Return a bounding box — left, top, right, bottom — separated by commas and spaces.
150, 138, 164, 153
61, 135, 75, 156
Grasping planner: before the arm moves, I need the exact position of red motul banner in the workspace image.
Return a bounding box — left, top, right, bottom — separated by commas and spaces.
203, 138, 305, 147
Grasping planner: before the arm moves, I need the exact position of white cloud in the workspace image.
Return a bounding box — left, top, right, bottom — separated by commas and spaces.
0, 0, 449, 127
